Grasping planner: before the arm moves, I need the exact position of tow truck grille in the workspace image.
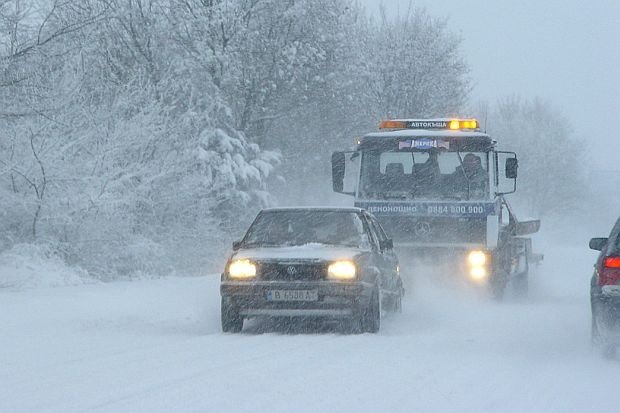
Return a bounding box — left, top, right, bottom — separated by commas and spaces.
378, 217, 486, 245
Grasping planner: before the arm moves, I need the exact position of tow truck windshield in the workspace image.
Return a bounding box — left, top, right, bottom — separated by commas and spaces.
359, 150, 490, 200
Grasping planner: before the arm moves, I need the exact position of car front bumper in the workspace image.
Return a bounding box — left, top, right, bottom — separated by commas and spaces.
220, 280, 374, 318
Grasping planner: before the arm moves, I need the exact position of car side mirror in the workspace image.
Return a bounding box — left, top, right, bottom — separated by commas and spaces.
380, 239, 394, 251
589, 237, 608, 251
505, 158, 518, 179
232, 240, 242, 250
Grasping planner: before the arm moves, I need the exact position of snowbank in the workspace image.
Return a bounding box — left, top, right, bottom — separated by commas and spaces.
0, 244, 91, 289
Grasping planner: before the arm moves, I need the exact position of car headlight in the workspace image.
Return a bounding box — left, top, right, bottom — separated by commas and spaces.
327, 260, 356, 280
228, 259, 257, 279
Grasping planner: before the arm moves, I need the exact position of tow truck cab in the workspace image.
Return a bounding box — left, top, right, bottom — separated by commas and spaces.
332, 118, 541, 297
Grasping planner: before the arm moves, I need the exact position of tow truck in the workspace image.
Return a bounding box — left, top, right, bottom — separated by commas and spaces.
331, 118, 541, 299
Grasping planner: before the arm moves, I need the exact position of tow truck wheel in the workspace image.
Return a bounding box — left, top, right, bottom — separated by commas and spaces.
491, 286, 505, 301
512, 254, 529, 298
489, 279, 506, 301
489, 253, 509, 301
221, 299, 243, 333
512, 273, 529, 298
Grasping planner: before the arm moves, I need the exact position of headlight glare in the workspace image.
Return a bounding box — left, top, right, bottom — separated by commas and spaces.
470, 266, 487, 280
228, 259, 256, 279
467, 250, 487, 267
467, 250, 489, 282
327, 260, 356, 280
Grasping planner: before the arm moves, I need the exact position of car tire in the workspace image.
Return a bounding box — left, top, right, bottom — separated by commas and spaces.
362, 288, 381, 333
394, 290, 403, 313
221, 299, 243, 333
591, 313, 601, 345
591, 300, 602, 345
392, 283, 404, 313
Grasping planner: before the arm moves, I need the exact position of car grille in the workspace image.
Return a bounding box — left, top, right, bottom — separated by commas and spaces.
258, 262, 327, 281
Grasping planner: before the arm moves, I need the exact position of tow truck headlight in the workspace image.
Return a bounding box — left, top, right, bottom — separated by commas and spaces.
228, 259, 257, 279
467, 250, 489, 281
469, 266, 487, 281
327, 261, 357, 280
467, 251, 487, 267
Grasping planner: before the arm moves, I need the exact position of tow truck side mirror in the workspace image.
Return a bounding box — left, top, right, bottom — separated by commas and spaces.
332, 152, 345, 193
380, 239, 394, 250
589, 237, 608, 251
505, 158, 518, 179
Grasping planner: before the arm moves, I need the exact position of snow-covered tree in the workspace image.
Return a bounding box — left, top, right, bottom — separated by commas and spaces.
362, 8, 470, 120
0, 0, 279, 275
0, 0, 471, 275
486, 96, 589, 217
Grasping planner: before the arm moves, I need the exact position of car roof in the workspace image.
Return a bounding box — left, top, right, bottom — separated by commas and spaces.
260, 207, 364, 214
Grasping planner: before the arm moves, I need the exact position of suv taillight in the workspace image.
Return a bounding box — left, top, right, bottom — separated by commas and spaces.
600, 257, 620, 286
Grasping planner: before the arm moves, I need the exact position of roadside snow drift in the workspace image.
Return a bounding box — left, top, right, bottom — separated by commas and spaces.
0, 244, 90, 289
0, 240, 618, 413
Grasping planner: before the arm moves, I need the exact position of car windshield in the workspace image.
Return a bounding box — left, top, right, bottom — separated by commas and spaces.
359, 149, 490, 200
243, 210, 368, 248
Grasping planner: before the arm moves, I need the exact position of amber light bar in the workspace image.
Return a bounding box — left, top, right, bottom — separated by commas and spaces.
379, 118, 479, 131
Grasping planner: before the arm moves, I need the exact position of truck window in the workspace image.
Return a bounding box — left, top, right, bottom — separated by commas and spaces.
360, 150, 490, 200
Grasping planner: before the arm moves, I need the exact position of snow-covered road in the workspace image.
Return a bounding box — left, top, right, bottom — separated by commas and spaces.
1, 241, 618, 413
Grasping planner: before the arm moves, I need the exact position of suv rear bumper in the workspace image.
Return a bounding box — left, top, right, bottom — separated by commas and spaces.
593, 292, 620, 335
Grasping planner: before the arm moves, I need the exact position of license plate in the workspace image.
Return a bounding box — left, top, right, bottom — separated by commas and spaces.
266, 290, 318, 302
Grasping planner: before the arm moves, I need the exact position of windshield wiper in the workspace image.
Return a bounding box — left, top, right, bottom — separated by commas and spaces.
382, 192, 407, 200
381, 190, 417, 200
243, 242, 281, 248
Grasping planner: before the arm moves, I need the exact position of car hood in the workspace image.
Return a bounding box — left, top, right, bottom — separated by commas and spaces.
233, 244, 365, 262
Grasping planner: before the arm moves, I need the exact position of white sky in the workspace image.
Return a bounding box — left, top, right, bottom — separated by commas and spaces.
361, 0, 620, 168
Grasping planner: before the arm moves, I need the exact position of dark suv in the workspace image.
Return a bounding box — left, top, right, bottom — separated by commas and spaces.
220, 207, 403, 333
589, 216, 620, 355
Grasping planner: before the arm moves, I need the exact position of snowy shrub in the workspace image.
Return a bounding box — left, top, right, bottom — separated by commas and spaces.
0, 243, 91, 289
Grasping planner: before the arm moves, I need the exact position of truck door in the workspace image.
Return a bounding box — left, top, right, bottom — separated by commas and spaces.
332, 151, 360, 196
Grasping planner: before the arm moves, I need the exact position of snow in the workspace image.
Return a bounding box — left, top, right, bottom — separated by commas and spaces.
1, 239, 618, 413
0, 244, 91, 289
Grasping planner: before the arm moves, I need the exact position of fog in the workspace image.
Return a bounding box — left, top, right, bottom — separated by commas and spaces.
1, 1, 619, 412
363, 0, 620, 166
